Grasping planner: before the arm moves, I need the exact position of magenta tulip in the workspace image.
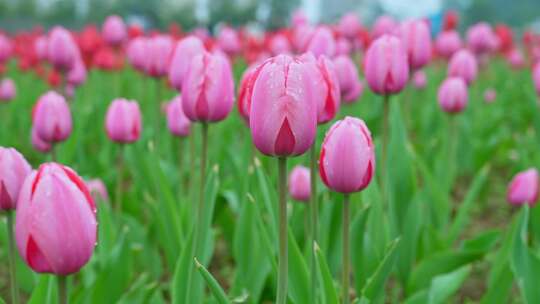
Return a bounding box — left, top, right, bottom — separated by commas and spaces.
166, 95, 191, 137
0, 147, 32, 210
372, 16, 397, 39
168, 36, 205, 91
47, 26, 79, 72
237, 63, 264, 122
31, 126, 52, 153
306, 26, 336, 58
144, 35, 173, 78
127, 37, 148, 72
289, 166, 311, 202
269, 34, 292, 56
337, 13, 361, 39
333, 55, 363, 103
181, 51, 234, 123
364, 35, 409, 95
399, 20, 432, 70
0, 34, 12, 63
217, 26, 241, 56
102, 15, 127, 46
335, 38, 352, 56
249, 55, 317, 156
15, 163, 97, 275
0, 78, 16, 102
437, 77, 468, 114
466, 22, 498, 55
67, 59, 87, 87
33, 91, 72, 143
435, 30, 462, 59
507, 168, 539, 206
447, 49, 478, 86
105, 98, 142, 144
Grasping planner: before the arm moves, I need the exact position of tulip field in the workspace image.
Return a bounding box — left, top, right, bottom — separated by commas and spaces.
1, 10, 540, 304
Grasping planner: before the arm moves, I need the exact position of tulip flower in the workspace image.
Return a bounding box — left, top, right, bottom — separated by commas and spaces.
484, 88, 496, 103
105, 98, 142, 144
31, 126, 52, 154
47, 26, 79, 72
102, 15, 127, 47
67, 59, 87, 88
237, 63, 262, 122
34, 36, 48, 61
447, 49, 478, 86
32, 91, 72, 155
16, 163, 97, 303
318, 116, 375, 304
144, 35, 173, 78
217, 26, 242, 56
86, 179, 109, 203
466, 22, 498, 56
398, 20, 432, 70
0, 78, 16, 102
435, 30, 462, 59
0, 34, 12, 64
412, 70, 427, 89
507, 168, 539, 206
437, 77, 468, 114
333, 55, 363, 103
269, 34, 292, 56
168, 36, 205, 91
335, 38, 352, 56
126, 37, 148, 72
166, 95, 191, 137
289, 166, 311, 202
306, 26, 336, 58
372, 15, 397, 39
337, 13, 361, 39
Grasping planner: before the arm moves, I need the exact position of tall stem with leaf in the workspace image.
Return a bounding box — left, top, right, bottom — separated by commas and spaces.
6, 212, 19, 304
277, 156, 288, 304
342, 194, 351, 304
309, 145, 318, 303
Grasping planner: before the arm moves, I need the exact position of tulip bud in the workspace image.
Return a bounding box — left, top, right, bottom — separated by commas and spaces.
0, 147, 32, 210
102, 15, 127, 47
105, 98, 142, 144
447, 49, 478, 86
47, 26, 79, 72
127, 37, 148, 72
483, 88, 496, 103
166, 95, 191, 137
306, 26, 336, 58
86, 179, 109, 203
412, 70, 427, 89
249, 55, 317, 156
319, 116, 375, 193
144, 35, 173, 78
372, 16, 397, 39
33, 91, 72, 143
507, 168, 539, 206
0, 78, 16, 102
335, 38, 352, 56
15, 163, 97, 275
237, 63, 262, 122
289, 166, 311, 202
333, 55, 363, 103
269, 34, 292, 56
399, 20, 432, 70
337, 13, 361, 39
181, 51, 234, 122
435, 30, 462, 59
168, 36, 205, 91
217, 26, 241, 56
0, 34, 12, 63
31, 126, 52, 153
437, 77, 468, 114
364, 35, 409, 95
466, 22, 498, 55
67, 59, 87, 87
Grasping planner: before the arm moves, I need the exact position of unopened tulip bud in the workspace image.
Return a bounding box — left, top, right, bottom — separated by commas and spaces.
447, 49, 478, 86
166, 95, 191, 137
437, 77, 468, 113
33, 91, 72, 143
0, 78, 16, 102
0, 147, 32, 210
289, 166, 311, 202
105, 98, 142, 144
507, 168, 539, 206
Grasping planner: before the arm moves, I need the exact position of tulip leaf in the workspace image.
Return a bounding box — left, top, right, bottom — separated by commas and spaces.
195, 258, 231, 304
314, 242, 339, 304
427, 265, 471, 304
361, 237, 401, 302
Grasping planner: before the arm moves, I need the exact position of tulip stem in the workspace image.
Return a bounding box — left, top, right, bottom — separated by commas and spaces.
189, 133, 196, 203
277, 156, 288, 304
381, 95, 390, 196
155, 78, 162, 146
57, 275, 67, 304
50, 144, 57, 162
342, 194, 351, 304
6, 212, 19, 304
115, 144, 125, 214
309, 145, 318, 303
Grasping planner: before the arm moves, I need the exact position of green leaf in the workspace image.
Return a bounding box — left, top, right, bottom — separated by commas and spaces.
117, 274, 158, 304
27, 275, 56, 304
361, 238, 401, 301
288, 228, 310, 304
195, 258, 231, 304
427, 265, 471, 304
314, 242, 339, 304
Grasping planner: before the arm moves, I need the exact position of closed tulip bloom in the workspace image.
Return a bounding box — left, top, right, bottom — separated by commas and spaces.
67, 59, 87, 87
0, 147, 32, 210
306, 26, 336, 58
288, 165, 311, 202
292, 25, 315, 53
484, 88, 496, 103
437, 77, 468, 113
145, 35, 173, 78
466, 22, 498, 55
217, 27, 241, 56
127, 37, 148, 72
335, 38, 352, 56
412, 70, 427, 89
372, 16, 398, 39
237, 63, 263, 122
399, 20, 432, 70
0, 34, 11, 63
507, 168, 539, 206
47, 26, 79, 71
105, 98, 142, 143
333, 55, 363, 103
34, 36, 48, 61
319, 116, 375, 193
166, 95, 191, 137
86, 179, 109, 203
15, 163, 97, 275
338, 13, 361, 39
31, 126, 52, 153
435, 30, 462, 59
0, 78, 16, 102
33, 91, 72, 143
181, 51, 234, 122
102, 15, 127, 46
269, 34, 291, 56
250, 55, 317, 156
168, 36, 205, 91
533, 63, 540, 96
447, 49, 478, 85
364, 35, 409, 95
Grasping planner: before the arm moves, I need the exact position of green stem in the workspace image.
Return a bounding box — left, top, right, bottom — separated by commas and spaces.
155, 78, 162, 146
277, 157, 288, 304
57, 275, 67, 304
448, 117, 457, 193
342, 194, 351, 304
381, 95, 390, 196
189, 133, 196, 202
115, 144, 125, 214
50, 144, 57, 163
309, 144, 318, 303
178, 137, 186, 195
6, 212, 19, 304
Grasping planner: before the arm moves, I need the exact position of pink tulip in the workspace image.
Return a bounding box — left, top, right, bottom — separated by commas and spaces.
364, 35, 409, 95
533, 63, 540, 96
47, 26, 79, 71
86, 179, 109, 203
0, 34, 12, 63
437, 77, 468, 113
333, 55, 363, 103
447, 49, 478, 86
166, 95, 191, 137
67, 59, 87, 87
372, 16, 397, 39
399, 20, 432, 70
288, 165, 311, 202
483, 88, 496, 103
15, 163, 97, 275
237, 63, 262, 122
127, 37, 148, 72
250, 55, 317, 156
31, 126, 52, 153
102, 15, 127, 46
168, 36, 205, 91
0, 147, 32, 210
217, 26, 241, 56
292, 25, 315, 53
0, 78, 16, 102
269, 34, 291, 56
506, 48, 525, 69
319, 116, 375, 193
507, 168, 539, 206
33, 91, 72, 143
144, 35, 173, 78
466, 22, 498, 55
306, 26, 336, 58
35, 36, 48, 61
412, 70, 427, 89
337, 13, 361, 39
181, 51, 234, 122
435, 30, 462, 59
291, 9, 309, 27
335, 38, 352, 56
105, 98, 142, 144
